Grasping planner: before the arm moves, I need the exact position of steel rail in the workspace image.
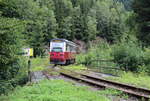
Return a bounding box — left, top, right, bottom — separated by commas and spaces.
58, 68, 150, 99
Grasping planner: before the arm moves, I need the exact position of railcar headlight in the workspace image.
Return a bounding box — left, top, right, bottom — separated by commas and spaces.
51, 54, 54, 56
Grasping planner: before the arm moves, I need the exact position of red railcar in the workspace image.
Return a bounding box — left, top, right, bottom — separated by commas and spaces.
49, 39, 77, 65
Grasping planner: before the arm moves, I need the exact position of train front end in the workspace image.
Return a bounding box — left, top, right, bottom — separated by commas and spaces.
50, 39, 66, 65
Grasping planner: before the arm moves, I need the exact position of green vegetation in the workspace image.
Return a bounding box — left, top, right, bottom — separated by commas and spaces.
113, 39, 143, 72
77, 40, 113, 64
0, 0, 132, 57
0, 0, 150, 97
76, 40, 118, 75
0, 57, 28, 95
0, 17, 28, 95
77, 38, 150, 75
31, 57, 49, 71
107, 72, 150, 89
0, 80, 111, 101
44, 68, 60, 76
62, 64, 87, 70
133, 0, 150, 46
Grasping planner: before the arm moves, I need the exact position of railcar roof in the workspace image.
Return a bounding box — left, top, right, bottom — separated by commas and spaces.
50, 39, 77, 47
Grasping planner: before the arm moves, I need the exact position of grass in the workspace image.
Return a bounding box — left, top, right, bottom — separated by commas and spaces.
106, 72, 150, 89
44, 68, 60, 76
62, 64, 87, 70
0, 80, 112, 101
31, 57, 50, 71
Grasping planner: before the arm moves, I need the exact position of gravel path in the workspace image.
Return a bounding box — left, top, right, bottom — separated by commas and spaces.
31, 71, 46, 82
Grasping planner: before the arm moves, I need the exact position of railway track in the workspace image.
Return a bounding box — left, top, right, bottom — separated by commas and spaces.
43, 67, 150, 100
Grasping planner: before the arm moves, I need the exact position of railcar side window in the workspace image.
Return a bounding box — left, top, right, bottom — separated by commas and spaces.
66, 45, 70, 52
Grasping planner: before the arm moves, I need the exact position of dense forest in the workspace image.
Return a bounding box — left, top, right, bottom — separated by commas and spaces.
0, 0, 149, 94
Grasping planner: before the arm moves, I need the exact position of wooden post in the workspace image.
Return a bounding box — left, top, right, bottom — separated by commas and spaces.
28, 59, 31, 82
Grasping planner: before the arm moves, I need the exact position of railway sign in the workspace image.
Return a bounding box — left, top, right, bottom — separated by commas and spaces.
23, 48, 33, 57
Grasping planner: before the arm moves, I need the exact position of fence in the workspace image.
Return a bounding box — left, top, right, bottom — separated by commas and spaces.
84, 59, 125, 76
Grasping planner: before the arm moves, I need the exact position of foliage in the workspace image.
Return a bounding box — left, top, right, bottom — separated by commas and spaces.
77, 38, 150, 75
0, 80, 110, 101
0, 16, 28, 95
76, 39, 119, 76
0, 0, 131, 56
133, 0, 150, 46
0, 0, 149, 95
0, 0, 57, 57
143, 48, 150, 73
113, 39, 144, 72
0, 17, 25, 80
77, 39, 113, 64
119, 0, 133, 10
94, 0, 128, 43
0, 57, 28, 95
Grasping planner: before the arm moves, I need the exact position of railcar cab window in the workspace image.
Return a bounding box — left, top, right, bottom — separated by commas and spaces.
52, 47, 63, 52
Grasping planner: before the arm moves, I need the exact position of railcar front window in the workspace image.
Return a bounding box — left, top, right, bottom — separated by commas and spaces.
52, 47, 63, 52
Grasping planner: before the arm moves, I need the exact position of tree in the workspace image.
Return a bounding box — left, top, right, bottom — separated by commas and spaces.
1, 0, 57, 56
71, 6, 85, 41
58, 16, 72, 40
119, 0, 133, 10
78, 0, 96, 15
86, 9, 97, 41
53, 0, 73, 23
0, 17, 25, 80
133, 0, 150, 46
94, 0, 127, 43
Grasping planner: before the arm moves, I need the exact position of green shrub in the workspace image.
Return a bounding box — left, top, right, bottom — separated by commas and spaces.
143, 48, 150, 73
76, 40, 113, 65
0, 57, 28, 95
76, 40, 118, 73
113, 41, 144, 72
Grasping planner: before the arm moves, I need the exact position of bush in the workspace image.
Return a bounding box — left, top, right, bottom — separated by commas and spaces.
0, 18, 28, 95
143, 48, 150, 73
113, 41, 144, 72
0, 57, 28, 95
76, 40, 116, 69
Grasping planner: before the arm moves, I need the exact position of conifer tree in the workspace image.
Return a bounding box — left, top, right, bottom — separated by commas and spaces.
133, 0, 150, 46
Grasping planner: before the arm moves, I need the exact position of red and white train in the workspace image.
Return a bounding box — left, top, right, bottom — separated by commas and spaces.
49, 39, 77, 65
